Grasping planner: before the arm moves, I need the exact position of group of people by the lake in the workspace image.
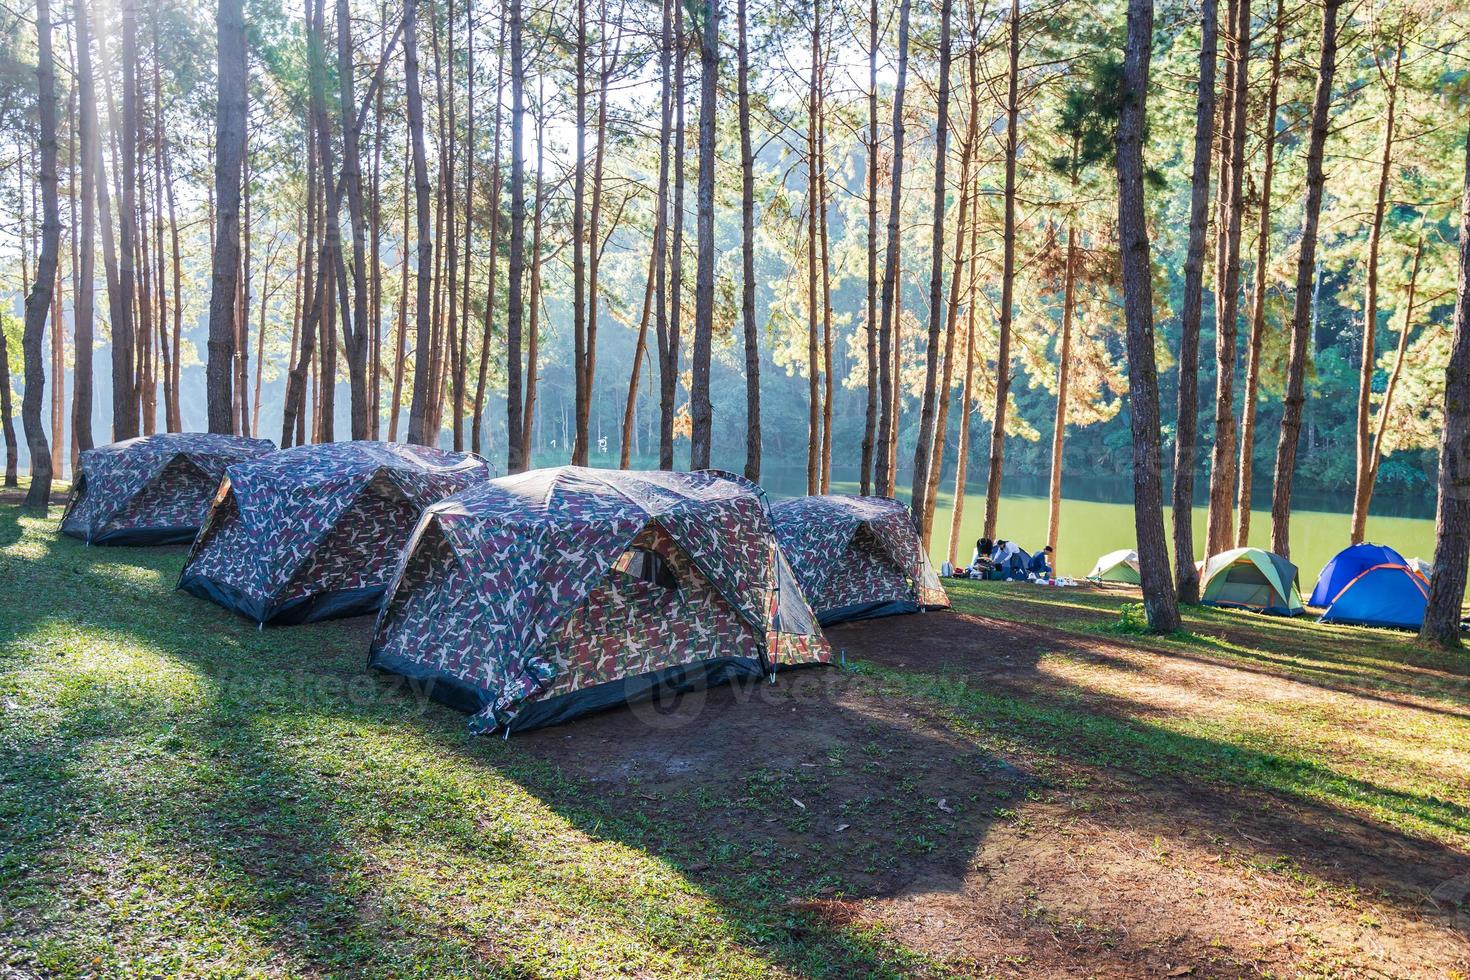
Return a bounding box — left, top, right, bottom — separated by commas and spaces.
942, 537, 1056, 582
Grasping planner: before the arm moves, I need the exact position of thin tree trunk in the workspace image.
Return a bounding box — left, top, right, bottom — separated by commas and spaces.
23, 0, 60, 510
453, 0, 474, 453
689, 0, 718, 470
1203, 0, 1252, 556
946, 168, 982, 567
389, 131, 410, 443
522, 95, 545, 460
1235, 0, 1285, 547
405, 0, 435, 446
653, 0, 675, 470
151, 23, 174, 435
818, 114, 834, 494
337, 0, 371, 440
859, 0, 879, 496
1349, 37, 1403, 544
805, 3, 822, 496
1117, 0, 1180, 631
737, 0, 760, 482
1270, 0, 1341, 559
206, 0, 246, 434
1419, 126, 1470, 649
621, 247, 659, 469
472, 7, 505, 456
505, 0, 526, 471
112, 0, 140, 439
1363, 224, 1425, 501
910, 0, 954, 529
73, 0, 96, 456
1171, 0, 1217, 601
873, 0, 912, 496
982, 0, 1021, 538
1046, 221, 1077, 569
664, 3, 687, 470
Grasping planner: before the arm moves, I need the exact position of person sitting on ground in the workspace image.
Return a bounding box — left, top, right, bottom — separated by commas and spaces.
1028, 546, 1053, 580
970, 537, 993, 575
987, 539, 1019, 580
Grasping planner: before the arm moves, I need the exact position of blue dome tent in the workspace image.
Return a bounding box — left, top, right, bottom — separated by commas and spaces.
1309, 543, 1429, 630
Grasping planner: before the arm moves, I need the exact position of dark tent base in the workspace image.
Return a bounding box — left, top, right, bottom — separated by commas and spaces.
370, 650, 825, 733
817, 598, 927, 627
64, 525, 201, 547
178, 574, 386, 626
1317, 614, 1423, 631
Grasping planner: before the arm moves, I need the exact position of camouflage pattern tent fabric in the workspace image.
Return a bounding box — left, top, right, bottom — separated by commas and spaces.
178, 441, 490, 625
60, 433, 275, 545
369, 466, 833, 733
771, 495, 949, 625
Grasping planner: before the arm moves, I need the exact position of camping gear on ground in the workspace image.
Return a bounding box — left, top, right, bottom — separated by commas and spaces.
370, 466, 833, 734
60, 433, 276, 545
1406, 556, 1434, 580
770, 494, 949, 625
178, 441, 489, 625
1199, 547, 1304, 616
1087, 549, 1141, 583
1309, 543, 1429, 629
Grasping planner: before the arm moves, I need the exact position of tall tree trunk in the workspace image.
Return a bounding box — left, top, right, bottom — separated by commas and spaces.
818, 119, 834, 494
1349, 37, 1403, 544
337, 0, 372, 440
1204, 0, 1252, 556
389, 132, 410, 442
152, 23, 175, 436
505, 0, 527, 471
1235, 0, 1285, 547
569, 3, 589, 464
621, 248, 659, 469
946, 169, 982, 567
910, 0, 954, 529
737, 0, 760, 482
1419, 127, 1470, 649
653, 0, 675, 470
521, 96, 546, 460
472, 8, 505, 456
1270, 0, 1341, 559
982, 0, 1021, 537
112, 0, 140, 439
1171, 0, 1218, 601
72, 0, 96, 455
404, 0, 435, 446
664, 3, 686, 470
1046, 220, 1077, 569
873, 0, 912, 496
859, 0, 879, 496
688, 0, 719, 470
23, 0, 60, 510
1363, 223, 1425, 503
452, 0, 474, 453
805, 4, 822, 496
206, 0, 246, 434
1117, 0, 1180, 631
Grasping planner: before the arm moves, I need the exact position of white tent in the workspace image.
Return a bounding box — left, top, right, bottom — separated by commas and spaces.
1088, 548, 1141, 583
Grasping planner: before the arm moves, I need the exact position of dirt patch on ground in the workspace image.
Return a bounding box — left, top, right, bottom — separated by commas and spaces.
516, 609, 1470, 977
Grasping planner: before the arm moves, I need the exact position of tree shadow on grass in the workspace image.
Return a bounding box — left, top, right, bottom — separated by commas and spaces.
0, 510, 1019, 977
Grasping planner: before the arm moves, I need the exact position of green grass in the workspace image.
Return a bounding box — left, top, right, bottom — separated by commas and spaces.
4, 509, 1470, 976
0, 511, 929, 978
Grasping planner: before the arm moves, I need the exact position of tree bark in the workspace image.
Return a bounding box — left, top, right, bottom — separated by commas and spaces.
737, 0, 760, 482
72, 0, 96, 455
982, 0, 1021, 538
665, 3, 686, 470
1270, 0, 1341, 559
1235, 0, 1285, 547
472, 8, 505, 457
521, 103, 546, 460
653, 0, 675, 470
1419, 126, 1470, 649
405, 0, 436, 446
1349, 37, 1403, 544
946, 168, 982, 567
805, 3, 822, 496
112, 0, 140, 439
505, 0, 527, 471
910, 0, 954, 529
206, 0, 246, 434
1117, 0, 1181, 631
1171, 0, 1218, 602
22, 0, 60, 510
873, 0, 912, 496
337, 0, 372, 440
1204, 0, 1251, 556
860, 0, 879, 495
688, 0, 719, 470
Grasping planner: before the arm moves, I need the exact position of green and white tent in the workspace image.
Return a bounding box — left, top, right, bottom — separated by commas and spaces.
1088, 549, 1141, 583
1199, 547, 1303, 616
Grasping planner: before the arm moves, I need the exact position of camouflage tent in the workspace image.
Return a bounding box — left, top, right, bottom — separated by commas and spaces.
369, 466, 833, 733
178, 441, 490, 625
771, 495, 949, 625
61, 433, 275, 545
